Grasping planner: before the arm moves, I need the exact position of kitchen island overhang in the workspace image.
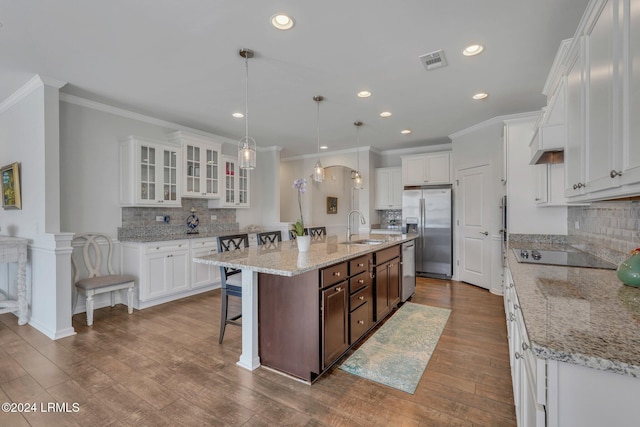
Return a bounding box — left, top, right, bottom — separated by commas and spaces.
193, 233, 417, 379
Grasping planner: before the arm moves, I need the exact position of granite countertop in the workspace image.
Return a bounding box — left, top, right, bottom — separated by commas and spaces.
193, 233, 417, 277
119, 230, 266, 243
507, 242, 640, 378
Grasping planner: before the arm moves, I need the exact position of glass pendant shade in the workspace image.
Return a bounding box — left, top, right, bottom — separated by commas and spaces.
353, 170, 363, 190
238, 136, 256, 170
313, 160, 325, 182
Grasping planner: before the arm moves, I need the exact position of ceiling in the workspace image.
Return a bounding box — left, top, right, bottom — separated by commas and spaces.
0, 0, 589, 158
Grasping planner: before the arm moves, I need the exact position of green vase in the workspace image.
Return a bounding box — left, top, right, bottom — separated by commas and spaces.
617, 249, 640, 287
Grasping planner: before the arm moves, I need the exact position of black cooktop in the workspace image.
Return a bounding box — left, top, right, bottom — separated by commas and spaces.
512, 248, 617, 270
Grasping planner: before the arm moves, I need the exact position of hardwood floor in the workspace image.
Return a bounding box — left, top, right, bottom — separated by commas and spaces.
0, 278, 515, 426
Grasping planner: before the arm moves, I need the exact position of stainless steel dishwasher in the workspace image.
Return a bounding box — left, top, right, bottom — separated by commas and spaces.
401, 241, 416, 301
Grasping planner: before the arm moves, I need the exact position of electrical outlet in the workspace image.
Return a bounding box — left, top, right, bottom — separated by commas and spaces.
156, 216, 164, 222
574, 221, 580, 229
210, 215, 217, 221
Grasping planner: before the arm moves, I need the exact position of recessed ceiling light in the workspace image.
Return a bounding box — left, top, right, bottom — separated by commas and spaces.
320, 145, 328, 150
357, 91, 371, 98
379, 111, 392, 117
401, 129, 412, 135
232, 112, 244, 118
271, 14, 295, 30
473, 92, 488, 100
463, 44, 484, 56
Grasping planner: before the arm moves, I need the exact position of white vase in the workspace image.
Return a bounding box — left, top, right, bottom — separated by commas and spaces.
296, 235, 311, 252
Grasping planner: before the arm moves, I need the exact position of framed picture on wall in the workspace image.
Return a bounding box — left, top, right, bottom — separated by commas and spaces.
1, 162, 22, 210
326, 196, 338, 214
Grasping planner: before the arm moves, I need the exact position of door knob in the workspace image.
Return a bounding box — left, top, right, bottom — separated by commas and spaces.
479, 231, 488, 236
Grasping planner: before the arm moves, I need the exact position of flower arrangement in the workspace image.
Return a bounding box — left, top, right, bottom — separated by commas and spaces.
291, 178, 307, 237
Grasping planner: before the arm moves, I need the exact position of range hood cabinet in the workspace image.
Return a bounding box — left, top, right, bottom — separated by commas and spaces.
529, 123, 565, 165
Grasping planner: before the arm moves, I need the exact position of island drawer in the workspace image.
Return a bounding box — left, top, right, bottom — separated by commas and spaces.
349, 255, 370, 275
350, 284, 372, 311
350, 301, 372, 344
349, 271, 371, 294
375, 245, 400, 265
321, 262, 348, 288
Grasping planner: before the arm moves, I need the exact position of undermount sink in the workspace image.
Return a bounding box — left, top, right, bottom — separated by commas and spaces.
341, 239, 386, 245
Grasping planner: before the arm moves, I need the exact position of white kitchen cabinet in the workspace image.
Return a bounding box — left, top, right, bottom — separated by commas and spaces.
533, 163, 571, 207
121, 239, 219, 309
375, 167, 402, 209
504, 267, 546, 427
401, 152, 451, 186
189, 238, 220, 290
170, 131, 221, 199
208, 155, 250, 208
562, 0, 640, 201
119, 136, 181, 207
564, 37, 586, 198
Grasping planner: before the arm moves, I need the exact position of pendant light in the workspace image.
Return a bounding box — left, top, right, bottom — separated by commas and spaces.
353, 121, 363, 190
312, 95, 325, 182
238, 48, 256, 170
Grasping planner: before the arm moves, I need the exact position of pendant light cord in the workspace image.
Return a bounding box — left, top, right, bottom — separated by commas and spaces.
244, 55, 249, 141
356, 124, 360, 171
316, 99, 320, 155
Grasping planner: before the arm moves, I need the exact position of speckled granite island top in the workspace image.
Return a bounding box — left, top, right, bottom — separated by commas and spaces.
193, 233, 417, 277
508, 243, 640, 378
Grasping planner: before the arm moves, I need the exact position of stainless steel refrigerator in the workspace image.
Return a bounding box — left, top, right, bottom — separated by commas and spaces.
402, 185, 452, 278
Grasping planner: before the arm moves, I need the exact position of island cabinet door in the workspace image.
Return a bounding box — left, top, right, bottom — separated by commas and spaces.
321, 280, 349, 369
375, 261, 391, 321
388, 258, 400, 308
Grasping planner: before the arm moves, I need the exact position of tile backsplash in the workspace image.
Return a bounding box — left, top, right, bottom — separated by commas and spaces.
377, 209, 402, 229
119, 198, 238, 240
568, 201, 640, 264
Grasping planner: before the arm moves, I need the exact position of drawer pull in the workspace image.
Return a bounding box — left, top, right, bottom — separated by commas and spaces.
358, 296, 365, 300
357, 320, 365, 325
513, 304, 519, 310
357, 263, 364, 267
509, 313, 515, 322
522, 342, 529, 351
335, 287, 343, 292
515, 352, 523, 360
358, 279, 365, 284
333, 272, 341, 277
610, 169, 623, 178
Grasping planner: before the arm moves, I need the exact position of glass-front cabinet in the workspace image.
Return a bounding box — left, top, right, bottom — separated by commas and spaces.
210, 155, 250, 208
170, 131, 221, 199
119, 135, 182, 206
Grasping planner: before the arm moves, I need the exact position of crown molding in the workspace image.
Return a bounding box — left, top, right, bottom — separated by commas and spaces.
1, 75, 67, 114
380, 143, 452, 157
448, 111, 538, 139
281, 146, 371, 162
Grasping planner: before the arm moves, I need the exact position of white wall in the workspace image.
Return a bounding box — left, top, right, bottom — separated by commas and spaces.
0, 83, 47, 238
59, 101, 175, 236
505, 116, 567, 235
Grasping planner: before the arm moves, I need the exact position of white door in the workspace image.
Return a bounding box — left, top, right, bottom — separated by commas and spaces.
457, 164, 491, 289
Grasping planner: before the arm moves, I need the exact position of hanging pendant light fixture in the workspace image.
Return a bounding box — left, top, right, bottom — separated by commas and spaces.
353, 121, 363, 190
238, 48, 256, 170
312, 95, 325, 182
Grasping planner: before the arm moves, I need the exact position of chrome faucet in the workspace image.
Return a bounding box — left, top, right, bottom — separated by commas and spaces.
346, 209, 366, 242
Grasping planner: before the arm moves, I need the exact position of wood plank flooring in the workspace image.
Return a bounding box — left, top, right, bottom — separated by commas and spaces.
0, 278, 515, 426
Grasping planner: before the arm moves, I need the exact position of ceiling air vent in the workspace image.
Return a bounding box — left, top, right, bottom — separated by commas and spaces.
419, 49, 447, 71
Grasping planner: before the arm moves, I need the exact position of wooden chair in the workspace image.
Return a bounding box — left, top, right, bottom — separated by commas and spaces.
257, 230, 282, 245
217, 233, 249, 343
71, 232, 135, 326
308, 226, 327, 239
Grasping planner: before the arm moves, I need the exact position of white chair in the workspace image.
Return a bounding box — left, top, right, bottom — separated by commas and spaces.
71, 232, 135, 326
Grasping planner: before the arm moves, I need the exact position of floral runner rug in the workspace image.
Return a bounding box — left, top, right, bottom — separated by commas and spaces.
339, 302, 451, 394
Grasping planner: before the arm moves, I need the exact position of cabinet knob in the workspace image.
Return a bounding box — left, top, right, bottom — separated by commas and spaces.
610, 170, 623, 178
358, 295, 365, 300
534, 198, 540, 201
158, 200, 163, 203
513, 304, 519, 310
522, 342, 530, 351
333, 272, 341, 277
515, 352, 523, 360
335, 287, 342, 292
358, 279, 364, 284
509, 313, 515, 322
357, 320, 365, 325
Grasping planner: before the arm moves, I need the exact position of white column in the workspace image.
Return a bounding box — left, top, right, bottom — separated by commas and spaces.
237, 269, 260, 370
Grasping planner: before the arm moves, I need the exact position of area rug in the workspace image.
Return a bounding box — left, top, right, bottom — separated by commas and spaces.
339, 302, 450, 394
